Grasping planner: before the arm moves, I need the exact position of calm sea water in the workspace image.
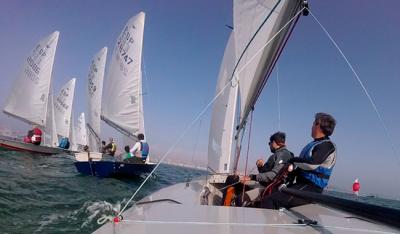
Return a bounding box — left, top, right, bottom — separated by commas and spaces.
0, 150, 399, 233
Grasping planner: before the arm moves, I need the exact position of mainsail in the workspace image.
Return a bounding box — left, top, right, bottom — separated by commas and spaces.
87, 47, 107, 152
208, 33, 239, 174
54, 78, 76, 138
101, 12, 145, 140
43, 84, 58, 147
71, 112, 87, 151
3, 31, 60, 127
233, 0, 302, 129
208, 0, 304, 173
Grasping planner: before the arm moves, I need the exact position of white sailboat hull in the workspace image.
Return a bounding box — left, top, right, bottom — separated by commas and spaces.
94, 179, 399, 234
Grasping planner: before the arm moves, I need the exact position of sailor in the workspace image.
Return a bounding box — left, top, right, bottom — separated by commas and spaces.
31, 126, 42, 145
129, 133, 149, 162
261, 112, 337, 209
58, 137, 70, 149
100, 140, 106, 153
104, 138, 117, 156
240, 132, 294, 207
23, 129, 34, 143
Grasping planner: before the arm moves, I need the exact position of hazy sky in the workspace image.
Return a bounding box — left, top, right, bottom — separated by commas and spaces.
0, 0, 399, 198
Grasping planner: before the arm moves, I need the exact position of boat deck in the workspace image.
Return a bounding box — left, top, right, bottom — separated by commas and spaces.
94, 180, 400, 234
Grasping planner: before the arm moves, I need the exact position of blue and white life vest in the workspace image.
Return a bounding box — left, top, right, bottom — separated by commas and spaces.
299, 139, 335, 189
140, 142, 149, 160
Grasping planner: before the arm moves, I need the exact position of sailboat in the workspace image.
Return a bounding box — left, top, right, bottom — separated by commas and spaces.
86, 47, 108, 153
71, 112, 88, 151
1, 31, 68, 155
94, 1, 400, 233
74, 12, 156, 178
54, 78, 76, 142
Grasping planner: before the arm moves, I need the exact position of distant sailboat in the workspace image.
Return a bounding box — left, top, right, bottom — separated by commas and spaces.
87, 47, 107, 153
71, 112, 88, 151
75, 12, 156, 177
1, 31, 68, 155
54, 78, 76, 141
94, 1, 400, 233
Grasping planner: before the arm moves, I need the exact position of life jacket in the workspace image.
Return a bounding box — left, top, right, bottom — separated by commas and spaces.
111, 142, 116, 153
31, 128, 42, 144
59, 137, 70, 149
299, 139, 336, 189
140, 142, 149, 160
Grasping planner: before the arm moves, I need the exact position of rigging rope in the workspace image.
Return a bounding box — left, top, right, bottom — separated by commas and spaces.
276, 65, 281, 131
241, 109, 254, 203
109, 6, 308, 221
308, 8, 399, 161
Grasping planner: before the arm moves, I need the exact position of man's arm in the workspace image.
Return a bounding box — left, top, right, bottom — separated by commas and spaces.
130, 142, 140, 155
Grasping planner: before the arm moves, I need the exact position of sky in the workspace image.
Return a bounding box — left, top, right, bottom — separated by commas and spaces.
0, 0, 399, 198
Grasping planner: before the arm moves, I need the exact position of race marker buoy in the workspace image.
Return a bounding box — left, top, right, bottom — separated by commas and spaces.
352, 178, 360, 196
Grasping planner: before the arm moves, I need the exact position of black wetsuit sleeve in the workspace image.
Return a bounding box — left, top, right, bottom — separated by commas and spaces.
291, 141, 335, 165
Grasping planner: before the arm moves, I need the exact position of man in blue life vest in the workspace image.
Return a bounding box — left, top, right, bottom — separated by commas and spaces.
261, 112, 337, 209
58, 137, 70, 149
129, 133, 149, 163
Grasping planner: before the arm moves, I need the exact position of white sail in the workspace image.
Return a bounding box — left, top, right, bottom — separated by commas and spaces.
43, 90, 58, 147
101, 12, 145, 139
54, 78, 76, 138
233, 0, 302, 128
208, 33, 239, 174
75, 112, 88, 146
87, 47, 107, 151
70, 115, 77, 151
3, 31, 60, 127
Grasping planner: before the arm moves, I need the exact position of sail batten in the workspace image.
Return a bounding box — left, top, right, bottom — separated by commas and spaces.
101, 12, 145, 137
3, 31, 60, 127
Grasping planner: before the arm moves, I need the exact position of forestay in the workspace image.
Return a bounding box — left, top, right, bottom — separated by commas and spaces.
101, 12, 145, 139
54, 78, 76, 138
87, 47, 107, 152
3, 31, 60, 127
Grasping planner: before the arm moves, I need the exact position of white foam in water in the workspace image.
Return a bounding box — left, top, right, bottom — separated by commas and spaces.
36, 213, 65, 233
81, 200, 123, 228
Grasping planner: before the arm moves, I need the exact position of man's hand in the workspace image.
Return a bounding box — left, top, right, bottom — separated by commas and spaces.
256, 159, 264, 167
240, 175, 251, 184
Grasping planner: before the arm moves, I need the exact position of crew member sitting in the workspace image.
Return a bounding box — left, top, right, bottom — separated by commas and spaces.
104, 138, 117, 156
129, 133, 149, 163
59, 137, 70, 149
25, 126, 42, 145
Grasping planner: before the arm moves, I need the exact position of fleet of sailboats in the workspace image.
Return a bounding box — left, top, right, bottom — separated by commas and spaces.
74, 12, 156, 178
0, 1, 399, 233
93, 0, 399, 233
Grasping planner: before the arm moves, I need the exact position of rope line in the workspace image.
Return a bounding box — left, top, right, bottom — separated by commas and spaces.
111, 6, 309, 220
241, 109, 254, 203
308, 8, 399, 160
